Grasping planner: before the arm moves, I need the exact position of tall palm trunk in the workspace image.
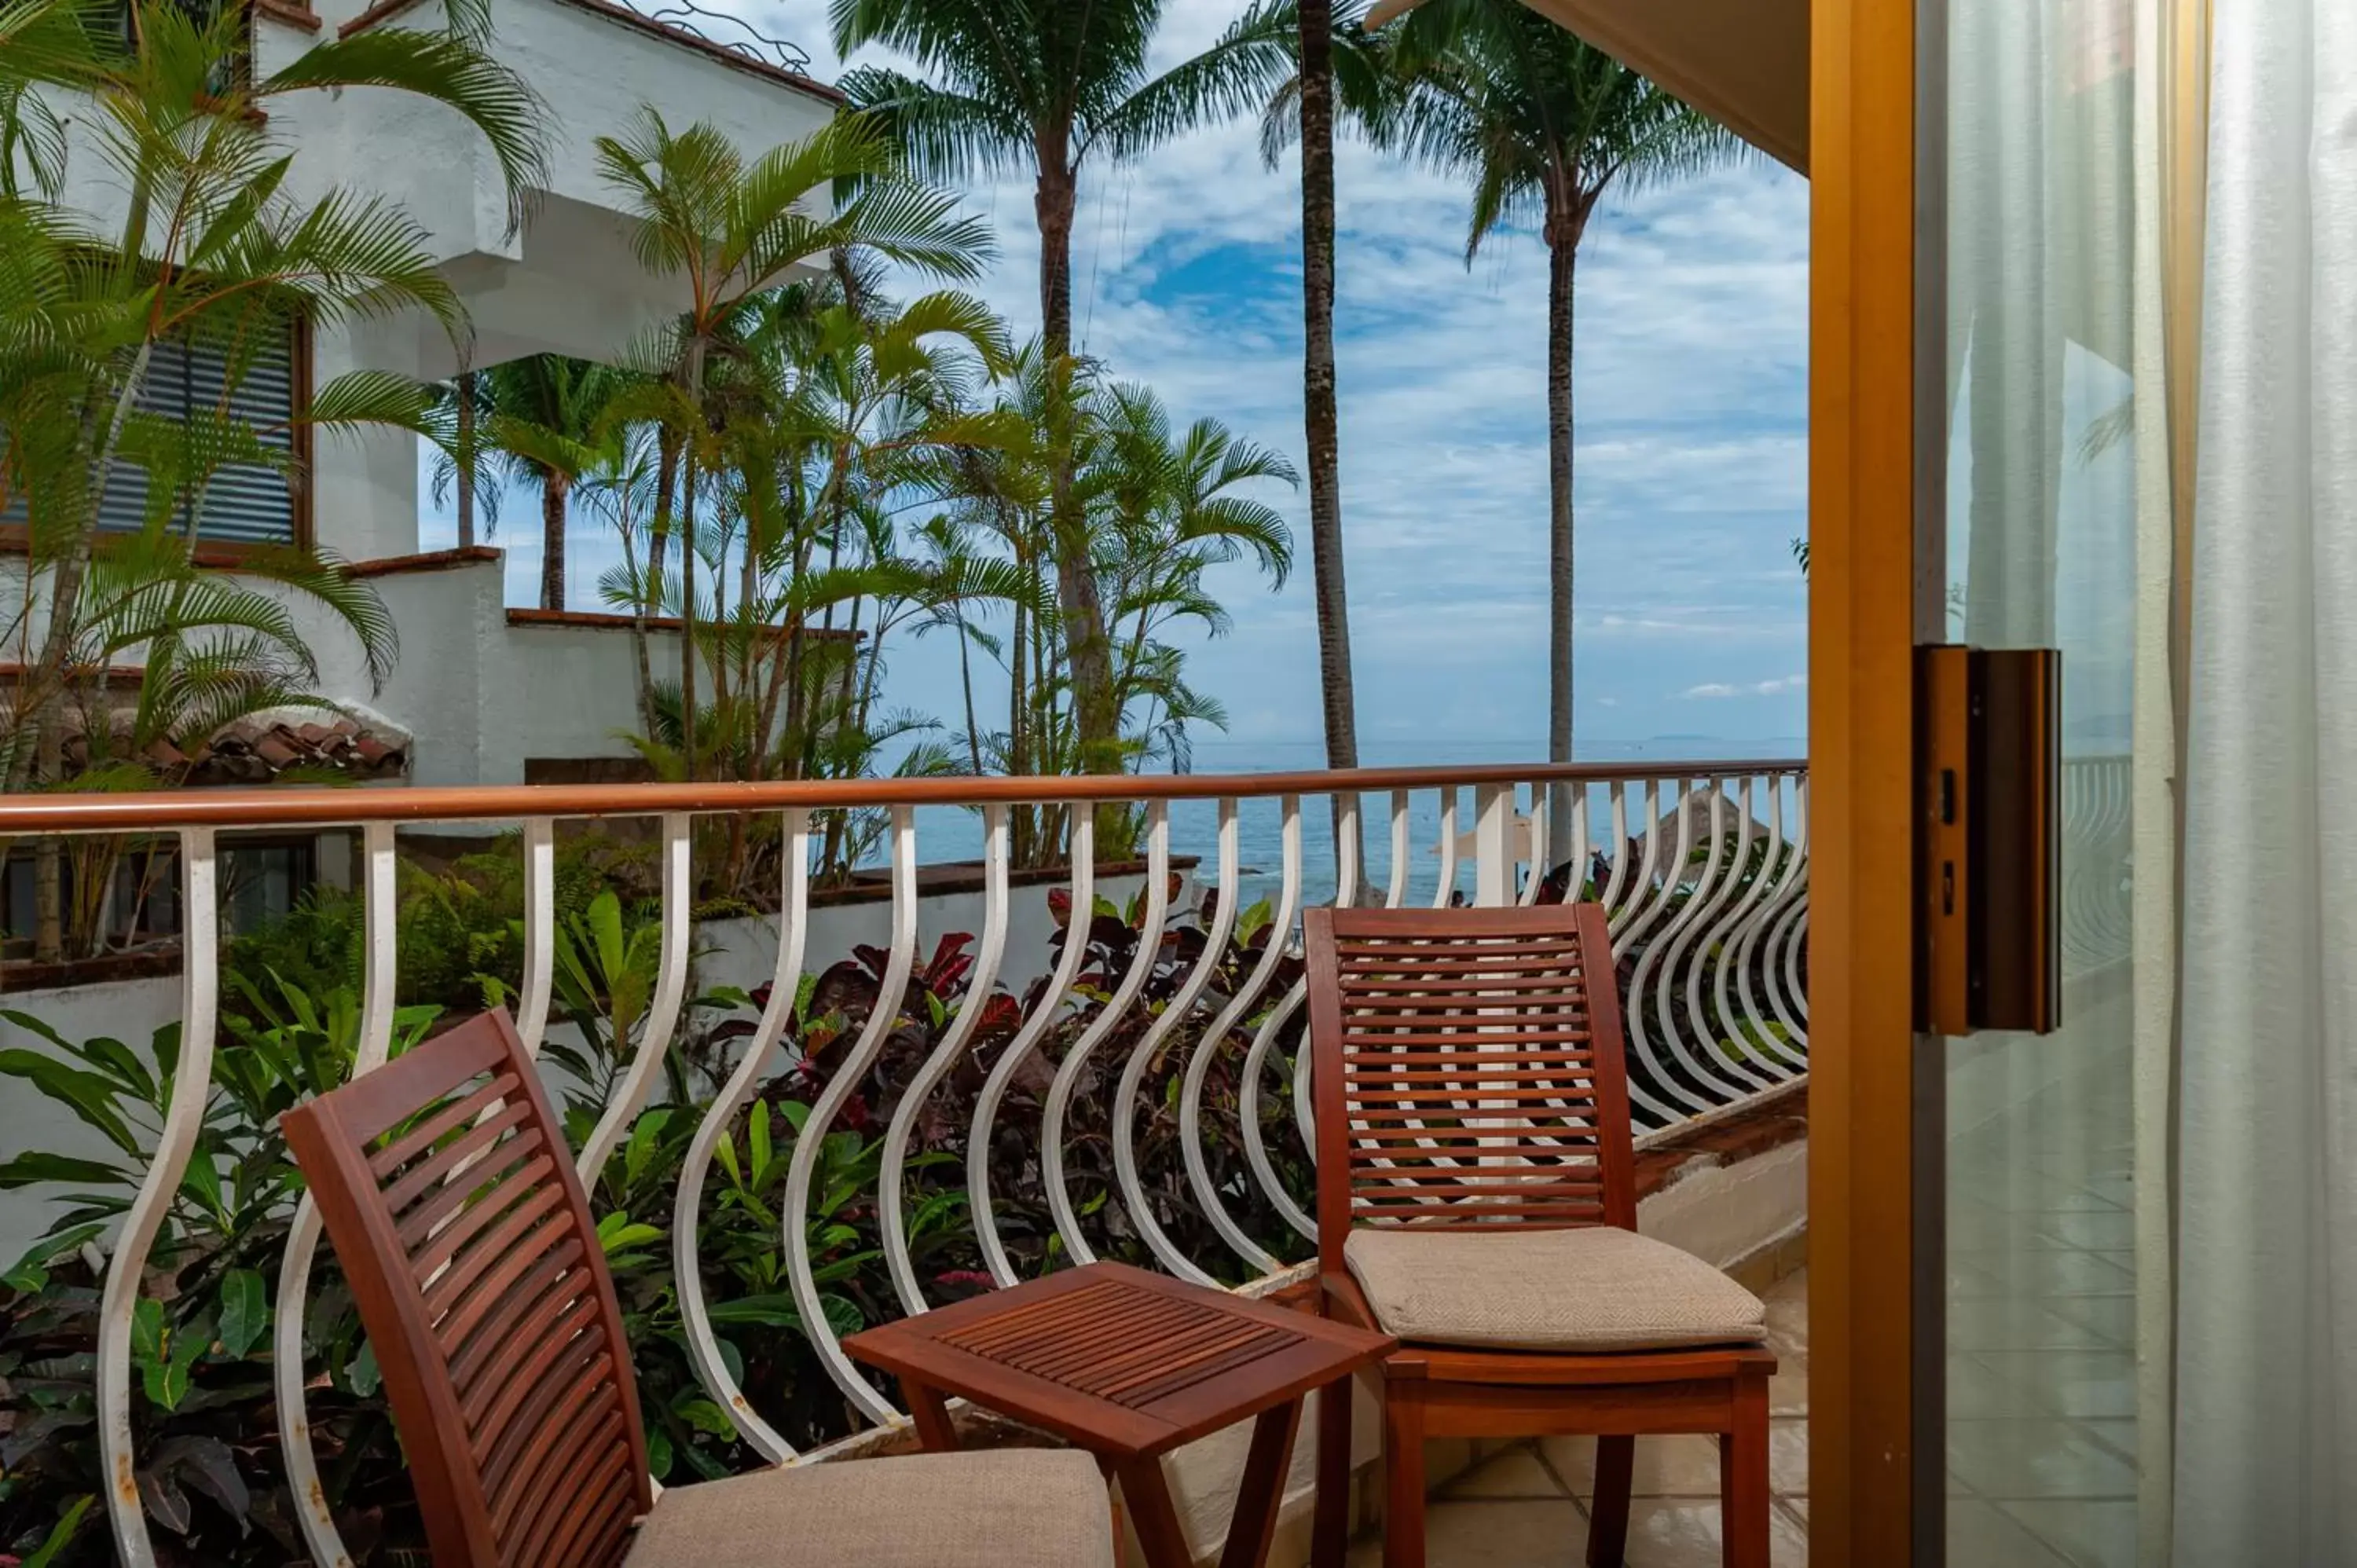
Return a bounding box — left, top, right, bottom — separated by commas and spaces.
636, 427, 680, 742
1035, 152, 1120, 793
679, 457, 700, 770
1036, 158, 1077, 356
1299, 0, 1365, 894
29, 352, 156, 958
539, 468, 569, 610
956, 603, 984, 775
1544, 192, 1581, 869
455, 369, 478, 549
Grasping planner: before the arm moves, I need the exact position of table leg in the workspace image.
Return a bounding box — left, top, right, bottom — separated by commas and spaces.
1222, 1400, 1305, 1568
1312, 1375, 1352, 1568
900, 1378, 959, 1452
1115, 1456, 1197, 1568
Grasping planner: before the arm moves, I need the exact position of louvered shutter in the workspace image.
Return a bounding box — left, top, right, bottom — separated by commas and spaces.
180, 329, 300, 546
5, 322, 300, 547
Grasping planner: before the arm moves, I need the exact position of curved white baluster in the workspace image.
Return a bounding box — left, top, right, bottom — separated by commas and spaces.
1761, 893, 1811, 1046
1430, 789, 1459, 908
1598, 784, 1635, 927
882, 805, 1010, 1315
1648, 782, 1776, 1101
1384, 790, 1410, 908
280, 822, 399, 1568
1179, 797, 1302, 1274
1242, 988, 1314, 1242
1733, 775, 1811, 1069
99, 829, 218, 1568
674, 809, 809, 1463
1293, 794, 1361, 1156
1756, 783, 1813, 1045
516, 818, 555, 1057
1710, 778, 1805, 1079
1112, 802, 1237, 1287
970, 811, 1094, 1288
1238, 800, 1314, 1242
1615, 783, 1704, 1125
1519, 787, 1549, 907
1790, 779, 1812, 1037
1567, 786, 1593, 902
783, 807, 915, 1427
1781, 905, 1813, 1040
577, 814, 692, 1189
1525, 782, 1598, 1135
1043, 804, 1169, 1264
1611, 782, 1678, 948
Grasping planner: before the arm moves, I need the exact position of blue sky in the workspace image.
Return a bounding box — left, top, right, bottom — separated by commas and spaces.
431, 0, 1812, 760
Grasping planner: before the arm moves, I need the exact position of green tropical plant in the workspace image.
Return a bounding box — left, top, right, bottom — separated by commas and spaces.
0, 985, 440, 1564
943, 349, 1296, 863
1387, 0, 1747, 862
1093, 380, 1297, 771
588, 109, 995, 778
830, 0, 1299, 782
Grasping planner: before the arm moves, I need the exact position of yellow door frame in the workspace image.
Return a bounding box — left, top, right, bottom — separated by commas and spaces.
1805, 0, 1924, 1561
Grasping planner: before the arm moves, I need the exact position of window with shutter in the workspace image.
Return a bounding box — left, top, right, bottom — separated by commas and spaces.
3, 316, 306, 551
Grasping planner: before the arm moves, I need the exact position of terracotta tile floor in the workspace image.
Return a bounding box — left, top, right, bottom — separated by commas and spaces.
1345, 1270, 1811, 1568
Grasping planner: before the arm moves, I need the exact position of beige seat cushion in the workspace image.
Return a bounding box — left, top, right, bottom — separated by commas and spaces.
1345, 1225, 1768, 1353
622, 1447, 1115, 1568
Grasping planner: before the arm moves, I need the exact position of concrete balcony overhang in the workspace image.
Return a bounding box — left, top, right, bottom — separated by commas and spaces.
1370, 0, 1809, 174
264, 0, 840, 368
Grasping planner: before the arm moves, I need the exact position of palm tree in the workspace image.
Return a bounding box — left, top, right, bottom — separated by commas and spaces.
829, 0, 1296, 781
590, 108, 994, 775
1262, 0, 1394, 881
1389, 0, 1745, 864
484, 356, 627, 609
1297, 0, 1360, 781
431, 355, 628, 606
1093, 381, 1296, 771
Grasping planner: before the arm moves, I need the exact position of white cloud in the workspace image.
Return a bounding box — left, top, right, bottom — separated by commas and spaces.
1682, 674, 1808, 699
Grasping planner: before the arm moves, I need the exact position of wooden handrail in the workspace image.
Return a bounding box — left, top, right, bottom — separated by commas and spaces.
0, 757, 1807, 834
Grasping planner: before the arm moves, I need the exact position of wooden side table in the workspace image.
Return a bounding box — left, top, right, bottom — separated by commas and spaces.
845, 1261, 1395, 1568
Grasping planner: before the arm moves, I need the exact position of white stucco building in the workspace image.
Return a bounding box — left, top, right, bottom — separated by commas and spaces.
293, 0, 839, 787
39, 0, 841, 791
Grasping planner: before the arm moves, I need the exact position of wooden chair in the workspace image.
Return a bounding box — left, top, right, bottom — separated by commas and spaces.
1303, 905, 1776, 1568
280, 1009, 1116, 1568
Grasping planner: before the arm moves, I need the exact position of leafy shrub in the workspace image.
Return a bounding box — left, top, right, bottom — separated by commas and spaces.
0, 988, 442, 1566
221, 832, 657, 1030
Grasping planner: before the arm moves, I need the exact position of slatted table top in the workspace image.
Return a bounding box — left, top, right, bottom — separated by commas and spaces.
845, 1262, 1395, 1460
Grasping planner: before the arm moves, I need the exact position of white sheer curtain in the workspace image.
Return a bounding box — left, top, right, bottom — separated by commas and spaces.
2172, 0, 2357, 1560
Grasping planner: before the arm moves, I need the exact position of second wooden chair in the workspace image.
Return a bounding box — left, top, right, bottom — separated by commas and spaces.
1303, 903, 1776, 1568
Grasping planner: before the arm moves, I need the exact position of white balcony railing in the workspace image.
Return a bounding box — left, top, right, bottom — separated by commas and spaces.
0, 760, 1812, 1567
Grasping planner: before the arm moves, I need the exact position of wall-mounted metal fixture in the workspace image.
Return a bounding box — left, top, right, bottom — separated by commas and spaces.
1915, 646, 2062, 1036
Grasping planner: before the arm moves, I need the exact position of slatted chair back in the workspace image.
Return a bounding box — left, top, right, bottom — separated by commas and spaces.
1302, 903, 1638, 1269
280, 1009, 653, 1568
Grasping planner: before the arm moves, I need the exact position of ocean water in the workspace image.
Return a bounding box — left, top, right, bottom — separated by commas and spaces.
890, 735, 1806, 914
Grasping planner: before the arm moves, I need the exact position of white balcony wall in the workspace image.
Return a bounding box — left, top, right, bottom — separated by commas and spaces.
266, 553, 681, 784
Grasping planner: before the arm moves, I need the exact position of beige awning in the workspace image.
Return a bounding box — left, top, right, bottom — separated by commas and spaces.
1369, 0, 1810, 174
